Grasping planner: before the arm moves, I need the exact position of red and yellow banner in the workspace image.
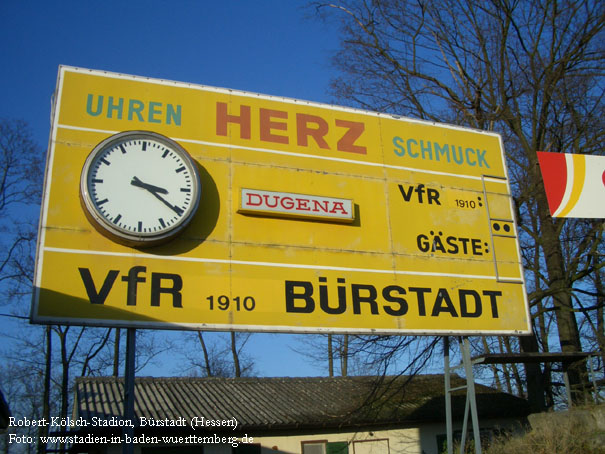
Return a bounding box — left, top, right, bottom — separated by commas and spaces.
537, 151, 605, 218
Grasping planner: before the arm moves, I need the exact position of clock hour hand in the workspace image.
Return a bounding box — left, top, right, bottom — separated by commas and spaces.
130, 176, 168, 195
131, 176, 183, 216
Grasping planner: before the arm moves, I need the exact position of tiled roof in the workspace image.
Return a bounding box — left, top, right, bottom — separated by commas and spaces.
74, 375, 529, 431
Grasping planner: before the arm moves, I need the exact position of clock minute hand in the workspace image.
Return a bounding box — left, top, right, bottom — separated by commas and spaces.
131, 176, 169, 195
131, 176, 183, 216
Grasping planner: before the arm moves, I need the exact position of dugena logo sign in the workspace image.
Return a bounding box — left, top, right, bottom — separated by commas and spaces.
238, 188, 354, 223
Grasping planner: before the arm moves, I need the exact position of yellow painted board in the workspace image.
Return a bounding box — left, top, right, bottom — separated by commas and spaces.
31, 66, 530, 335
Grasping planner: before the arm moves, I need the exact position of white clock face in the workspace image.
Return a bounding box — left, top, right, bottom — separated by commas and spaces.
80, 131, 201, 247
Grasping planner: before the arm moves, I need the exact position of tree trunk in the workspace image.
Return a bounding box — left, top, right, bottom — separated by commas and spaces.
341, 334, 348, 376
519, 334, 547, 412
328, 335, 334, 377
198, 332, 213, 377
594, 267, 605, 382
531, 158, 587, 403
231, 332, 241, 377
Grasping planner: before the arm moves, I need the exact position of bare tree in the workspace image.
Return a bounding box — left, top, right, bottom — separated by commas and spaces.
0, 120, 176, 454
314, 0, 605, 405
0, 119, 44, 453
0, 119, 43, 303
180, 332, 255, 377
296, 333, 441, 378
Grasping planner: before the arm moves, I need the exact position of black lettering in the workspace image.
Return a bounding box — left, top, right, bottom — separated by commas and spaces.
121, 266, 146, 306
417, 234, 430, 252
471, 239, 483, 256
446, 236, 459, 254
398, 184, 414, 202
285, 281, 315, 313
409, 287, 431, 316
432, 234, 446, 253
351, 284, 378, 315
319, 278, 347, 315
483, 290, 502, 318
79, 268, 119, 304
399, 184, 441, 205
458, 237, 471, 254
427, 188, 441, 205
150, 273, 183, 307
414, 184, 425, 203
382, 285, 408, 316
431, 288, 458, 317
459, 289, 482, 317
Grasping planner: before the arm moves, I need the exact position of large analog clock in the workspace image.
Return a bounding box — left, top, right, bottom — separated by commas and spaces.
80, 131, 201, 247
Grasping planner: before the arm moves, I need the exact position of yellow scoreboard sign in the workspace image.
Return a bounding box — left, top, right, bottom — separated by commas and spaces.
31, 66, 531, 335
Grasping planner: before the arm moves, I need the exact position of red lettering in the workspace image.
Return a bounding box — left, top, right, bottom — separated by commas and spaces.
246, 193, 262, 206
260, 108, 289, 144
281, 197, 295, 209
216, 103, 369, 157
313, 200, 329, 213
336, 119, 366, 154
263, 195, 279, 208
330, 202, 348, 215
296, 114, 330, 149
296, 199, 310, 211
216, 102, 251, 139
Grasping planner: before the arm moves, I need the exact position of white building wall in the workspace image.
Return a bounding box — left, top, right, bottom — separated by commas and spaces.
254, 427, 421, 454
103, 417, 523, 454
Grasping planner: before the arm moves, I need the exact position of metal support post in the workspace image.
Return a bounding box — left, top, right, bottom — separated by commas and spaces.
459, 337, 481, 454
123, 328, 136, 454
444, 337, 453, 454
444, 337, 482, 454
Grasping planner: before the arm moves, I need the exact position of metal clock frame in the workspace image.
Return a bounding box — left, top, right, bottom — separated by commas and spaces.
79, 130, 201, 247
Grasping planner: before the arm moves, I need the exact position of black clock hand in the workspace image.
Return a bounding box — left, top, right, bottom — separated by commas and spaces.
147, 190, 184, 216
131, 176, 169, 195
131, 176, 183, 216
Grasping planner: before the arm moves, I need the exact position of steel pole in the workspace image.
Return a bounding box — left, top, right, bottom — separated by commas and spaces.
123, 328, 136, 454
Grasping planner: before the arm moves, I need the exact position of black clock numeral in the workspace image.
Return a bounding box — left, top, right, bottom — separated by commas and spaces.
159, 218, 166, 228
100, 158, 111, 166
162, 149, 170, 158
142, 141, 147, 151
119, 144, 127, 154
138, 221, 143, 232
96, 198, 109, 206
175, 166, 186, 173
113, 214, 122, 224
180, 187, 191, 193
92, 178, 103, 184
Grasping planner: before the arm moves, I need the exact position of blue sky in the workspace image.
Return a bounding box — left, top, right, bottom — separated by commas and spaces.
1, 0, 345, 377
1, 1, 340, 145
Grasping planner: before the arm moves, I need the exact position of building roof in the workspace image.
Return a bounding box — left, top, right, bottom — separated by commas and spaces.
74, 374, 529, 432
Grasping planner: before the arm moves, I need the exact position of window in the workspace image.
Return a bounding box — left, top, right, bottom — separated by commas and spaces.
302, 441, 348, 454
